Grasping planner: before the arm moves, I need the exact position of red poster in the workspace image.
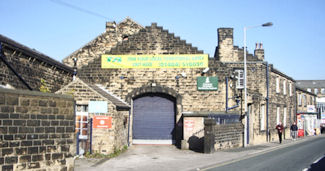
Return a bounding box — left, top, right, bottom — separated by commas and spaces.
93, 116, 112, 128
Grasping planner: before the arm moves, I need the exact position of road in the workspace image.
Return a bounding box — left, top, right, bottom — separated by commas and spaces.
206, 136, 325, 171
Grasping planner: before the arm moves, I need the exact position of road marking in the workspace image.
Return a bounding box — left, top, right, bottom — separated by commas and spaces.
313, 155, 324, 164
302, 168, 308, 171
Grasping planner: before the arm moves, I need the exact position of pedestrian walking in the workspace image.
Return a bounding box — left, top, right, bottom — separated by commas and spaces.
290, 122, 298, 140
276, 122, 284, 144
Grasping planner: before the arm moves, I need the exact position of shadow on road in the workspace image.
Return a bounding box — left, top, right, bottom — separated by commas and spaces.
308, 155, 325, 171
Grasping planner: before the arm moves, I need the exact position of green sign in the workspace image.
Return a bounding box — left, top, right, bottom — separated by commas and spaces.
197, 77, 218, 91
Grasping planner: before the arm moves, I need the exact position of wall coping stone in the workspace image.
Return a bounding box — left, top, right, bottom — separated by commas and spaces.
182, 111, 239, 117
0, 88, 73, 99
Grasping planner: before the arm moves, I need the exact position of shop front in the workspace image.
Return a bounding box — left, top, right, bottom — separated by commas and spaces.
297, 112, 318, 137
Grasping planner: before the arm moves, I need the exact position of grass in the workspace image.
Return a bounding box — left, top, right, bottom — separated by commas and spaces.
84, 145, 128, 159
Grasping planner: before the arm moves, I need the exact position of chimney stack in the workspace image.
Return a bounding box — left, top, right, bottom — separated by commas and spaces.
254, 43, 264, 61
106, 21, 116, 32
216, 28, 234, 62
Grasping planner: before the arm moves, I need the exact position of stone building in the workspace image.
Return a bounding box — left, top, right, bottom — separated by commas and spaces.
296, 86, 317, 113
214, 28, 296, 143
61, 18, 297, 152
56, 78, 130, 154
295, 87, 318, 136
62, 17, 143, 68
296, 80, 325, 116
0, 34, 73, 92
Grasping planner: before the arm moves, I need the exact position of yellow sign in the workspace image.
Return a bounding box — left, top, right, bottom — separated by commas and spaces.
101, 54, 208, 68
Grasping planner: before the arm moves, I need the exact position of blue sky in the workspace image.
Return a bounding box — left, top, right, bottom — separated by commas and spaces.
1, 0, 324, 80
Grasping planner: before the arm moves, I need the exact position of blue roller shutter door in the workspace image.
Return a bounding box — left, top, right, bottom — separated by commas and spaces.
133, 95, 175, 140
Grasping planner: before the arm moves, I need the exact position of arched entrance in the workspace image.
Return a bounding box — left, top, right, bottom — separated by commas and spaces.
132, 93, 176, 144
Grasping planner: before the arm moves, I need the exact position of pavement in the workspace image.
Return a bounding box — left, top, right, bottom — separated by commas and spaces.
75, 134, 324, 171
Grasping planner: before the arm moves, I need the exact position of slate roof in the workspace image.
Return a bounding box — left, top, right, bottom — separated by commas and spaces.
56, 78, 130, 110
86, 83, 131, 110
270, 65, 295, 82
0, 34, 73, 73
295, 86, 317, 96
296, 80, 325, 89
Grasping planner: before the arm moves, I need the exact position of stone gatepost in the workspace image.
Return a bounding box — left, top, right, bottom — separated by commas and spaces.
204, 118, 216, 154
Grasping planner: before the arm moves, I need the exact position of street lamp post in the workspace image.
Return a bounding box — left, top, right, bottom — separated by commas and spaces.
244, 22, 273, 147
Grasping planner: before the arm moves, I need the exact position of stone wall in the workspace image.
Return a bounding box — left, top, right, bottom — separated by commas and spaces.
204, 118, 243, 153
214, 123, 243, 150
0, 37, 73, 92
62, 18, 143, 68
0, 88, 75, 171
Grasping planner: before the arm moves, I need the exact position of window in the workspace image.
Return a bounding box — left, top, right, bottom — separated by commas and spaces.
283, 80, 286, 95
321, 88, 325, 94
314, 88, 318, 94
298, 94, 302, 106
289, 83, 292, 96
307, 88, 311, 92
76, 104, 89, 140
303, 95, 307, 107
276, 77, 280, 93
260, 105, 265, 130
235, 69, 244, 89
283, 107, 287, 127
276, 107, 280, 124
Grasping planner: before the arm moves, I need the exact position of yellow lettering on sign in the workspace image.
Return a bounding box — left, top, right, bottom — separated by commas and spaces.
101, 54, 208, 69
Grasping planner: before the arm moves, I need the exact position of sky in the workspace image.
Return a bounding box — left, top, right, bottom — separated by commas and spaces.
0, 0, 324, 80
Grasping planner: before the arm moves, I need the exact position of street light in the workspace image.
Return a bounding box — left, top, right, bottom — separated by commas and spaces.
244, 22, 273, 147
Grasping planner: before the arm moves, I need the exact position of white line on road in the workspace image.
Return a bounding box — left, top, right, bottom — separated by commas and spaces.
312, 155, 325, 164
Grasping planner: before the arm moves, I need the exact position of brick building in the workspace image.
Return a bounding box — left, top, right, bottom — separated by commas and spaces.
0, 34, 73, 92
58, 18, 298, 153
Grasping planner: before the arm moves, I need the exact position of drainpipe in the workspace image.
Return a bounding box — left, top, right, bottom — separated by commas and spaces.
266, 62, 270, 142
89, 118, 93, 154
0, 43, 33, 90
226, 77, 228, 113
127, 101, 132, 146
127, 109, 131, 146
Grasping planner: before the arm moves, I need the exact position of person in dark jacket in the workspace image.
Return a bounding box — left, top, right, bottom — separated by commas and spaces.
276, 122, 284, 144
290, 122, 298, 140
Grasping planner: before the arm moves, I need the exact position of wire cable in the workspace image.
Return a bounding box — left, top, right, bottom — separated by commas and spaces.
49, 0, 110, 20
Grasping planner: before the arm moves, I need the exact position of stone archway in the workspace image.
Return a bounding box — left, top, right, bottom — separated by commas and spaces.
126, 85, 183, 146
126, 85, 182, 105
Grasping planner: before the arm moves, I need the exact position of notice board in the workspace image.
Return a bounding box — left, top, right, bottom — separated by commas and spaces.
93, 116, 112, 129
